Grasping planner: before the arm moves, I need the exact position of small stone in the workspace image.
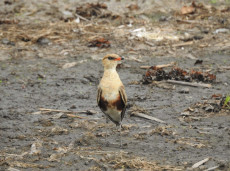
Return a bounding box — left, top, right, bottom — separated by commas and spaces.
193, 35, 203, 40
62, 10, 74, 21
201, 29, 209, 34
84, 160, 89, 165
52, 113, 64, 119
36, 37, 50, 45
37, 73, 45, 79
194, 108, 199, 113
159, 16, 167, 22
178, 88, 189, 94
205, 105, 214, 112
1, 38, 15, 46
180, 111, 190, 116
2, 38, 10, 44
84, 75, 97, 83
60, 113, 68, 118
70, 105, 76, 109
80, 78, 89, 84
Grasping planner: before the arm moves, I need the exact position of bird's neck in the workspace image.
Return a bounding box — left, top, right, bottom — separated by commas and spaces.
104, 67, 116, 72
102, 67, 120, 80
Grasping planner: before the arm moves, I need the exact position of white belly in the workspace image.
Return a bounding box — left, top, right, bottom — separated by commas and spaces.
103, 91, 119, 101
104, 107, 121, 123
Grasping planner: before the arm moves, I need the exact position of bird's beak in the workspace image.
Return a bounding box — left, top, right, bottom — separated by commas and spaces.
115, 57, 124, 61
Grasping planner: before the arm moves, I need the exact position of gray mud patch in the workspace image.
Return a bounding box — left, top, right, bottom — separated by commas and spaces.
1, 0, 230, 170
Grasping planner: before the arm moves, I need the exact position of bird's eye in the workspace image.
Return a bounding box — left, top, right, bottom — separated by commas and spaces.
108, 56, 115, 60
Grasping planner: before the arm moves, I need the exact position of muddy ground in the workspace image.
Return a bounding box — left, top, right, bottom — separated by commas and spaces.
0, 0, 230, 170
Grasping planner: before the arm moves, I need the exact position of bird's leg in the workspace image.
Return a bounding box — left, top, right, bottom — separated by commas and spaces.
105, 117, 109, 146
119, 124, 122, 148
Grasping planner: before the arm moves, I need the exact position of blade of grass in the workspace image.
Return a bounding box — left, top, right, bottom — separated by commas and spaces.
224, 95, 230, 109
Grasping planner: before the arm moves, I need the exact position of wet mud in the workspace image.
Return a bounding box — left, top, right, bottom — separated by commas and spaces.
0, 0, 230, 170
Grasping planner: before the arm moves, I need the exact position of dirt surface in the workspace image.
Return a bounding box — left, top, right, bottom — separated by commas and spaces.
0, 0, 230, 170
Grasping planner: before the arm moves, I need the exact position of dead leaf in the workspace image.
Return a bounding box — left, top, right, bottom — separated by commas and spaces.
88, 37, 110, 48
181, 4, 195, 15
75, 3, 119, 20
127, 4, 139, 11
211, 94, 222, 99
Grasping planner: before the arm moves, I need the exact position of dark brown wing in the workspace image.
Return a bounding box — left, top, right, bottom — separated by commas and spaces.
97, 87, 108, 111
119, 86, 127, 122
97, 87, 102, 106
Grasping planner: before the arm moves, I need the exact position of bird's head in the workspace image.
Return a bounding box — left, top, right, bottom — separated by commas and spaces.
102, 54, 124, 69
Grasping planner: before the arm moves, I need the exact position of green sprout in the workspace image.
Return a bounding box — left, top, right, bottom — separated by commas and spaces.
210, 0, 217, 4
224, 95, 230, 109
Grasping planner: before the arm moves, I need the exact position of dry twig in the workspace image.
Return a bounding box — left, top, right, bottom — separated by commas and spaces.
192, 157, 210, 169
204, 165, 219, 171
173, 41, 193, 47
221, 66, 230, 70
131, 112, 166, 123
34, 108, 97, 119
74, 13, 90, 22
140, 62, 176, 69
66, 114, 87, 119
166, 80, 211, 88
39, 108, 97, 115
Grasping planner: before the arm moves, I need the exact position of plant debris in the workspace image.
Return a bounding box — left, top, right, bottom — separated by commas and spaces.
190, 70, 216, 83
150, 126, 173, 136
0, 19, 18, 24
181, 2, 196, 15
180, 94, 229, 123
222, 95, 230, 110
88, 37, 111, 48
126, 4, 140, 11
76, 3, 120, 20
178, 1, 217, 20
142, 66, 216, 84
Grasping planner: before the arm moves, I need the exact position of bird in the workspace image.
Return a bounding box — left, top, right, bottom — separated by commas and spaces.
97, 54, 127, 147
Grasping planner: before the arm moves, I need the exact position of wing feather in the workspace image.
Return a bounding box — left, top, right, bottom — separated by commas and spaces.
97, 87, 102, 105
119, 86, 127, 121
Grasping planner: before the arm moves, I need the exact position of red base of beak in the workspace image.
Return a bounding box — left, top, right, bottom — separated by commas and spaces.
115, 57, 124, 61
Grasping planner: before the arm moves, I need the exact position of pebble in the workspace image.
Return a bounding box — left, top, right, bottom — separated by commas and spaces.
84, 160, 89, 165
62, 10, 74, 21
36, 37, 50, 45
84, 75, 97, 83
178, 88, 190, 94
205, 105, 214, 112
1, 38, 15, 46
69, 105, 77, 109
60, 113, 68, 118
214, 28, 229, 34
159, 16, 167, 22
80, 78, 89, 84
180, 111, 190, 116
